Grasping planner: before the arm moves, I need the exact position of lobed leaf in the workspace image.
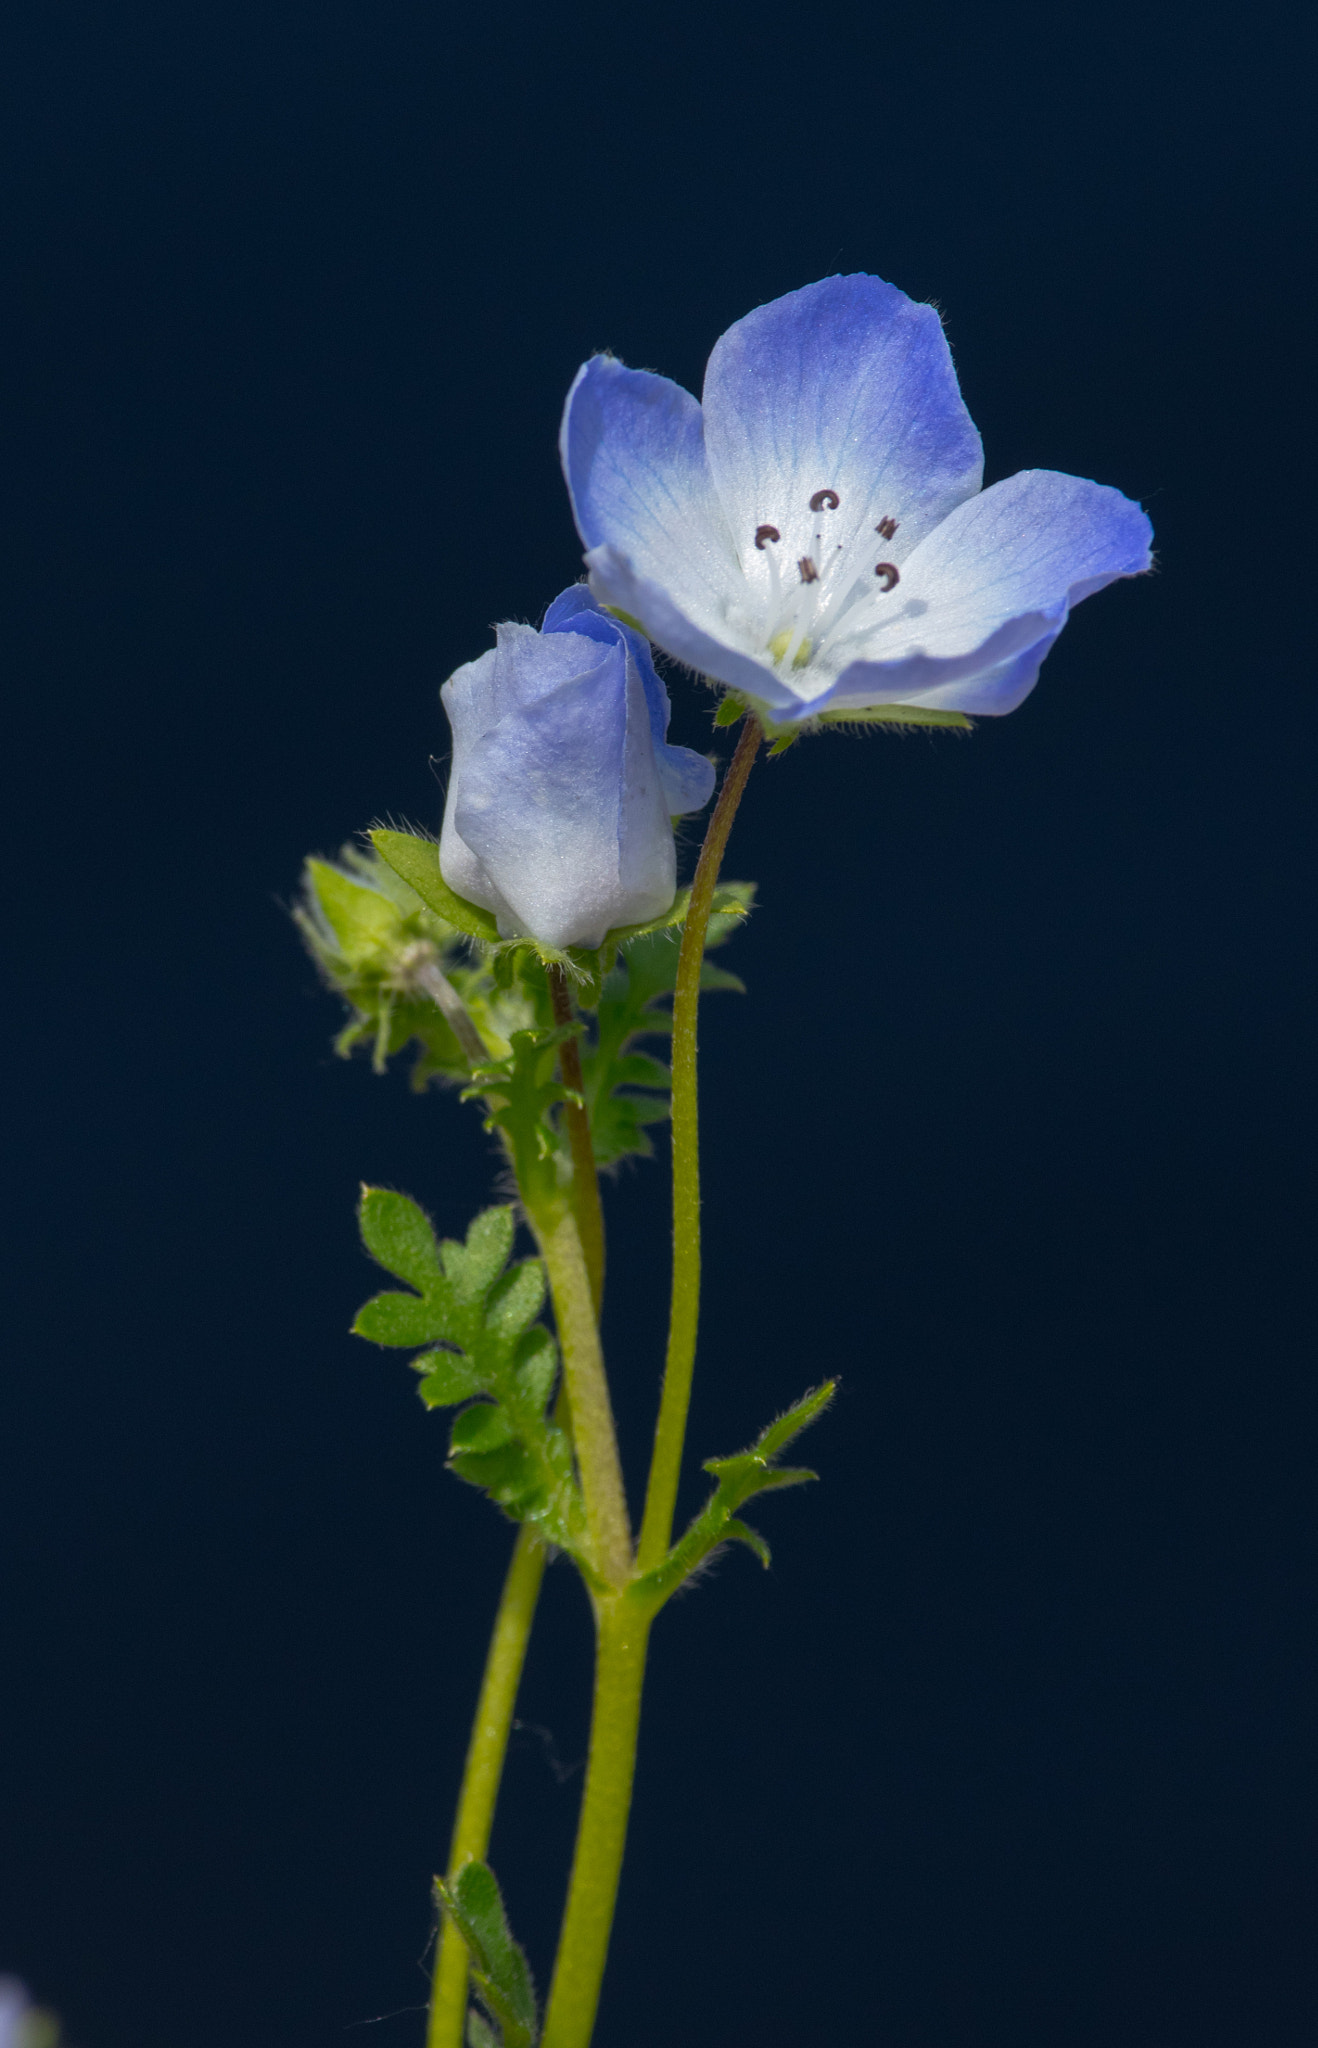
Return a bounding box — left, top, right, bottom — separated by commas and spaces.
358, 1187, 444, 1292
352, 1290, 452, 1347
485, 1260, 547, 1341
352, 1193, 588, 1563
413, 1350, 484, 1407
578, 887, 753, 1167
443, 1205, 516, 1301
631, 1380, 837, 1612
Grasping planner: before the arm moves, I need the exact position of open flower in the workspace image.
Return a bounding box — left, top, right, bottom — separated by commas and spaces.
560, 275, 1152, 724
439, 586, 715, 950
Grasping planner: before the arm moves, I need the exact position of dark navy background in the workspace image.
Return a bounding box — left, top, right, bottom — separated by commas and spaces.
3, 3, 1314, 2044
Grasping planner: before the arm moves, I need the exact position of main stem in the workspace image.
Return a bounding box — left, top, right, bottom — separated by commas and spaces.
424, 960, 610, 2047
539, 713, 763, 2048
538, 1599, 650, 2048
638, 713, 762, 1571
427, 1524, 548, 2048
532, 1202, 631, 1588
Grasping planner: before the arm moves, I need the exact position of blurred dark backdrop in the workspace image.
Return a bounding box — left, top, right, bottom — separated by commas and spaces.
2, 2, 1314, 2044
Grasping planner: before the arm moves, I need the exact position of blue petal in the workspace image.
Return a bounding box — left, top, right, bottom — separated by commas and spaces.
561, 356, 742, 635
584, 542, 802, 712
801, 470, 1153, 720
543, 582, 715, 813
701, 275, 983, 578
447, 628, 676, 948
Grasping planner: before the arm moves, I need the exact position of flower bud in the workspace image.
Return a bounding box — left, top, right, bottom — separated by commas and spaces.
439, 587, 715, 951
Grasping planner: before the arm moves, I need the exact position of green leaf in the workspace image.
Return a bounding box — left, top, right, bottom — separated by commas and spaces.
413, 1349, 484, 1406
631, 1380, 837, 1612
485, 1260, 546, 1340
513, 1326, 558, 1415
358, 1187, 445, 1291
463, 1027, 578, 1190
353, 1290, 452, 1346
466, 2012, 499, 2048
351, 1194, 589, 1563
436, 1862, 538, 2048
442, 1205, 516, 1302
577, 890, 753, 1167
450, 1403, 517, 1454
724, 1517, 771, 1567
370, 827, 503, 942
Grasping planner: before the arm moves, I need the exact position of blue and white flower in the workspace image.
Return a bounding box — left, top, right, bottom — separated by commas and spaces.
439, 586, 715, 950
560, 275, 1153, 724
0, 1981, 37, 2048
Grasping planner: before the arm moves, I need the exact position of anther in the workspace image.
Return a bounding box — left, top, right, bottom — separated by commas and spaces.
876, 516, 898, 540
873, 562, 900, 591
754, 525, 781, 549
809, 489, 840, 512
798, 557, 819, 583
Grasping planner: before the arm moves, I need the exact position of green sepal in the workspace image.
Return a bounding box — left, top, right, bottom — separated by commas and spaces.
466, 2013, 499, 2048
631, 1380, 836, 1613
435, 1861, 538, 2048
713, 693, 746, 727
352, 1193, 587, 1558
817, 703, 972, 730
605, 880, 751, 949
370, 827, 502, 941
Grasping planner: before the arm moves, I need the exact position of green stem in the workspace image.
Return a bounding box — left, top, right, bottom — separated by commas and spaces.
547, 964, 606, 1315
637, 714, 762, 1572
530, 1200, 631, 1589
428, 1524, 548, 2048
539, 1598, 651, 2048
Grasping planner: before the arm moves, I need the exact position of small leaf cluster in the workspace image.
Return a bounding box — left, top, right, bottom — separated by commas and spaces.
461, 1025, 583, 1198
435, 1861, 538, 2048
296, 828, 755, 1175
581, 883, 754, 1167
294, 844, 537, 1087
634, 1382, 836, 1612
352, 1190, 586, 1559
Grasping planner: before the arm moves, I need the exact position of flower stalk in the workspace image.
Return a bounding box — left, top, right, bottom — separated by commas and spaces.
638, 712, 762, 1571
427, 1525, 548, 2048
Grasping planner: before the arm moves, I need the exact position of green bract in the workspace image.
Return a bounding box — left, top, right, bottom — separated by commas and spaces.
435, 1861, 538, 2048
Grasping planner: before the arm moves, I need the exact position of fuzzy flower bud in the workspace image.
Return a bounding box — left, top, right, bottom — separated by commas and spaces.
439, 587, 715, 950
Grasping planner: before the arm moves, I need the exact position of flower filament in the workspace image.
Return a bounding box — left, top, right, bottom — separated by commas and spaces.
749, 489, 903, 683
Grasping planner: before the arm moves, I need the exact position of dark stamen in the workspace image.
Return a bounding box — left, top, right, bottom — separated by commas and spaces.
798, 557, 819, 584
754, 524, 781, 549
810, 488, 840, 512
873, 562, 900, 591
876, 516, 899, 540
